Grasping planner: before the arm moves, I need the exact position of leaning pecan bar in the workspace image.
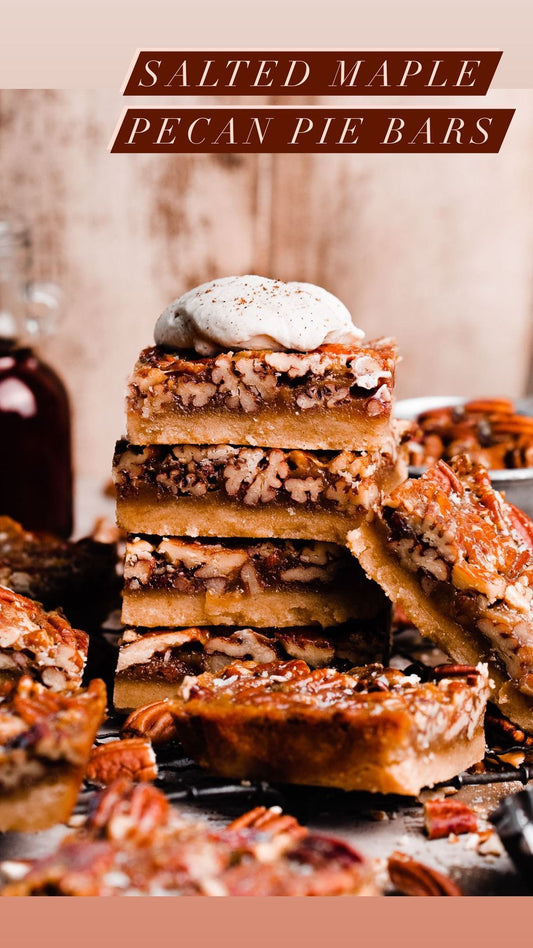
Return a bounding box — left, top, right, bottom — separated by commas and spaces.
0, 585, 88, 690
0, 675, 106, 832
168, 660, 489, 795
121, 537, 384, 629
126, 340, 398, 450
114, 439, 405, 542
347, 455, 533, 731
113, 616, 391, 711
2, 780, 377, 895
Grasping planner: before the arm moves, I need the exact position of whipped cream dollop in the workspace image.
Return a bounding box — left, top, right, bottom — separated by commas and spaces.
154, 275, 364, 355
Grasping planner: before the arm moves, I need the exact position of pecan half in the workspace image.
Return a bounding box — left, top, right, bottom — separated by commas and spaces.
388, 851, 462, 896
86, 738, 157, 786
424, 799, 478, 840
86, 778, 169, 841
227, 806, 307, 845
121, 701, 179, 744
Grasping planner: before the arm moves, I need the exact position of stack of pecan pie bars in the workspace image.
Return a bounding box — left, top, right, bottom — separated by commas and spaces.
112, 334, 404, 711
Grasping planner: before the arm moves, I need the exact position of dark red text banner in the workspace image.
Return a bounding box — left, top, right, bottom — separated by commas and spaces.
110, 108, 514, 154
123, 50, 502, 96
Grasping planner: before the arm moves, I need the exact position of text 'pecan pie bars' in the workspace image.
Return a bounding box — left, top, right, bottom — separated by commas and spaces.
2, 780, 377, 896
167, 660, 489, 795
0, 585, 89, 690
348, 454, 533, 731
0, 676, 106, 832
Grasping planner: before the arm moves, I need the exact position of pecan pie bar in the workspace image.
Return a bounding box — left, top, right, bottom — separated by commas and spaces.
113, 616, 391, 711
126, 341, 398, 451
0, 517, 117, 624
114, 439, 405, 542
167, 660, 489, 795
121, 537, 384, 629
0, 586, 88, 690
0, 676, 106, 832
2, 779, 377, 895
347, 455, 533, 731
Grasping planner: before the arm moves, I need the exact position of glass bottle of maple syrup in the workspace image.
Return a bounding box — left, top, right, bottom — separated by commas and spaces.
0, 213, 73, 537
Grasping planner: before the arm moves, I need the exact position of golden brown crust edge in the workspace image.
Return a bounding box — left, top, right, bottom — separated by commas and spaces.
126, 405, 393, 451
174, 711, 485, 795
347, 521, 533, 732
121, 588, 363, 629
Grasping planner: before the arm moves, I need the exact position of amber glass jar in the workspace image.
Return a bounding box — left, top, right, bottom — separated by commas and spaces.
0, 214, 72, 537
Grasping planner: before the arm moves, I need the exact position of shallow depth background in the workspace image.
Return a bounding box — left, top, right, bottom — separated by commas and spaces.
1, 88, 533, 504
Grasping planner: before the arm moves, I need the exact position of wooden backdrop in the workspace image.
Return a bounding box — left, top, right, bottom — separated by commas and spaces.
1, 89, 533, 520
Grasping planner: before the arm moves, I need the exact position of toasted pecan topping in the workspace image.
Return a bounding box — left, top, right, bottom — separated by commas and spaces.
113, 441, 396, 513
116, 619, 389, 681
169, 659, 489, 752
4, 779, 374, 897
124, 537, 349, 594
128, 341, 397, 418
0, 676, 106, 785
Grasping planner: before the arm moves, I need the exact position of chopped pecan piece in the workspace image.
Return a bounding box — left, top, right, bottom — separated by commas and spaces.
388, 851, 463, 896
432, 664, 482, 687
86, 738, 157, 786
128, 340, 397, 416
484, 712, 533, 750
424, 799, 478, 839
